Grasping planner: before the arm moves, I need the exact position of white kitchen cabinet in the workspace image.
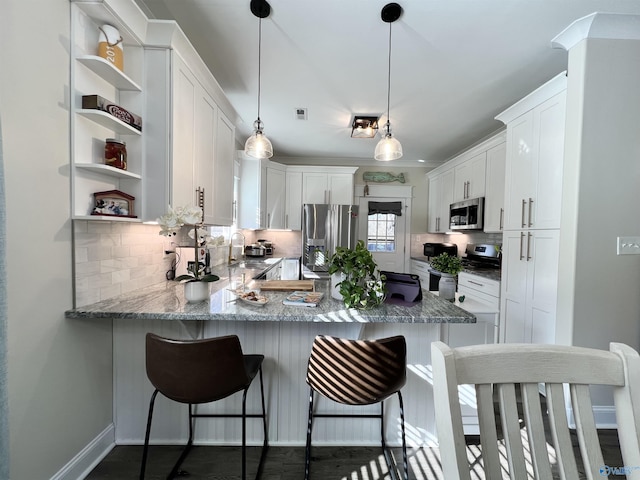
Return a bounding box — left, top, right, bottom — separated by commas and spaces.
500, 229, 559, 344
500, 85, 566, 231
265, 164, 286, 229
285, 170, 303, 230
237, 154, 267, 229
70, 2, 145, 221
212, 110, 235, 225
300, 168, 357, 205
427, 169, 454, 233
453, 152, 486, 202
410, 259, 431, 288
483, 141, 507, 233
143, 22, 238, 225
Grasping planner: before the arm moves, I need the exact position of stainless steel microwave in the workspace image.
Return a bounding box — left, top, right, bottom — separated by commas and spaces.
449, 197, 484, 231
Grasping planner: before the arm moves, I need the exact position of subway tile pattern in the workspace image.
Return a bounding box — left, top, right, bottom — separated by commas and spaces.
73, 221, 172, 307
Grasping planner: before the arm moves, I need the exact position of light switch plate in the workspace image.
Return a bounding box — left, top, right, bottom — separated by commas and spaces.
617, 236, 640, 255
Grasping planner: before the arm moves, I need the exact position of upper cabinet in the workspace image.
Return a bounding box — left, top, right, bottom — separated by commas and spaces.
70, 1, 146, 221
482, 139, 507, 233
285, 170, 303, 230
143, 22, 237, 225
426, 130, 505, 234
300, 167, 357, 205
453, 152, 486, 202
70, 2, 238, 224
427, 169, 454, 233
497, 75, 566, 231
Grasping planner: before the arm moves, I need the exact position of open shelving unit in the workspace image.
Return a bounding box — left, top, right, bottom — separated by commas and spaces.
70, 0, 146, 222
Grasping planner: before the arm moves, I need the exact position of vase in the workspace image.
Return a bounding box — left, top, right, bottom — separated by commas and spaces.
184, 281, 210, 303
330, 272, 346, 300
438, 273, 456, 302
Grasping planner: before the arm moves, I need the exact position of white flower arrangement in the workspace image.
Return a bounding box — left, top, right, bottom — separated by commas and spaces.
157, 205, 220, 283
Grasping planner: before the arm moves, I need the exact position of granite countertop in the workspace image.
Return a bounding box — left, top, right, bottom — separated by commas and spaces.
65, 268, 475, 324
411, 256, 501, 283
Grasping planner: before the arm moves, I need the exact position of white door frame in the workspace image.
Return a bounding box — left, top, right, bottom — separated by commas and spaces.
355, 184, 413, 273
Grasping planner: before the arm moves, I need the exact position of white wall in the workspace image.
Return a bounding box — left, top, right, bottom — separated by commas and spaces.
1, 1, 114, 478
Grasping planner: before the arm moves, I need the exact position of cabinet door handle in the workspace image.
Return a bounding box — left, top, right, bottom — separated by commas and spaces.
267, 213, 271, 228
527, 232, 532, 261
528, 198, 534, 227
521, 199, 527, 228
196, 187, 205, 219
520, 232, 525, 260
285, 214, 288, 229
499, 208, 504, 230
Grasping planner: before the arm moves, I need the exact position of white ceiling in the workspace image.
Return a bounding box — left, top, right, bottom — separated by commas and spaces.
133, 0, 640, 168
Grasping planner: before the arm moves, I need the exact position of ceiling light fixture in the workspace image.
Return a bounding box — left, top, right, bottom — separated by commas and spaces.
374, 3, 403, 162
244, 0, 273, 159
351, 116, 379, 138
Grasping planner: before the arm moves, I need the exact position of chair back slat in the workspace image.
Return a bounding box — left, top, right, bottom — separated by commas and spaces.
497, 383, 528, 477
145, 333, 250, 404
546, 383, 580, 479
432, 341, 640, 480
520, 383, 553, 480
475, 384, 502, 478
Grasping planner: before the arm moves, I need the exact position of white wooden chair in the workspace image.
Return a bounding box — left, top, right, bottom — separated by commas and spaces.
431, 341, 640, 480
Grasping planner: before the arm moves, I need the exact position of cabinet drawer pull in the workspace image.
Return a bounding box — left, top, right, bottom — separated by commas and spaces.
528, 198, 533, 227
520, 232, 525, 260
468, 280, 484, 287
499, 208, 504, 230
527, 232, 532, 261
521, 199, 526, 228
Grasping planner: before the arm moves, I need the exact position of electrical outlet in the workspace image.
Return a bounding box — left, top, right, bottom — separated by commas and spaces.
617, 236, 640, 255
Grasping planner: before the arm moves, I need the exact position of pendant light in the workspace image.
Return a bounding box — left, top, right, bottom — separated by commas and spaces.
374, 3, 403, 161
245, 0, 273, 159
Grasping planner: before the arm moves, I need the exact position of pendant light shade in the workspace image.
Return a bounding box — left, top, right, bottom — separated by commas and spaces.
375, 3, 403, 162
245, 0, 273, 159
244, 119, 273, 159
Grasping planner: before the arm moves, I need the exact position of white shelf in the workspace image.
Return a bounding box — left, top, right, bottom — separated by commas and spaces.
76, 163, 142, 179
77, 109, 142, 135
76, 55, 142, 91
74, 215, 142, 223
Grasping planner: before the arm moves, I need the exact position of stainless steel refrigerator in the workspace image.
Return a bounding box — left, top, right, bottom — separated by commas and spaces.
301, 204, 359, 279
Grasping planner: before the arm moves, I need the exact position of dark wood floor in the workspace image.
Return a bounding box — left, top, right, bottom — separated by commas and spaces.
86, 430, 624, 480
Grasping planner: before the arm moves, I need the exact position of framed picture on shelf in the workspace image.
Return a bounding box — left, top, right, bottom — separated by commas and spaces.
91, 190, 136, 218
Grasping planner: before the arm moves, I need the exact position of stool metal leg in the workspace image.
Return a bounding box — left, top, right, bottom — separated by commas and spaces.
167, 403, 195, 479
255, 365, 269, 479
398, 391, 408, 480
304, 387, 315, 480
140, 389, 159, 480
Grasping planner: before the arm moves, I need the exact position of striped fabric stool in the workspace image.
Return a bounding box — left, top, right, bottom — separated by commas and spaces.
304, 335, 408, 480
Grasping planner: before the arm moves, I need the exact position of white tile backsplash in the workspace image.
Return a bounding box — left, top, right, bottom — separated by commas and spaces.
74, 220, 172, 307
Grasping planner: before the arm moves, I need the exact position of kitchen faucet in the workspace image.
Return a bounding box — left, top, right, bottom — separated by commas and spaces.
228, 231, 245, 264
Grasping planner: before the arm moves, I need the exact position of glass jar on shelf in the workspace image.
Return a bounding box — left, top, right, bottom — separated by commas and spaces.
104, 138, 127, 170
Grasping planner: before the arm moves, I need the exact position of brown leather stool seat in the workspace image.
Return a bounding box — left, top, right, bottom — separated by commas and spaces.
140, 333, 268, 480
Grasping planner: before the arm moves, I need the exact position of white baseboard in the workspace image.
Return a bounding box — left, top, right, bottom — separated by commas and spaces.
50, 424, 115, 480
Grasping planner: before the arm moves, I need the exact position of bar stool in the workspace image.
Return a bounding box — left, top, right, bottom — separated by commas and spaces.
140, 333, 269, 480
304, 335, 408, 480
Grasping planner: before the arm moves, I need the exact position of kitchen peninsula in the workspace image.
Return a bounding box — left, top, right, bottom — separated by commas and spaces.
65, 262, 474, 448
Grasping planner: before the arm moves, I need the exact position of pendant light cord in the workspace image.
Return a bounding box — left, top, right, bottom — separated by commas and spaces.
256, 17, 263, 124
385, 21, 392, 134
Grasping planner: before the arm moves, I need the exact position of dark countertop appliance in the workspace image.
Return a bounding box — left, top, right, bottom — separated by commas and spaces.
423, 242, 458, 259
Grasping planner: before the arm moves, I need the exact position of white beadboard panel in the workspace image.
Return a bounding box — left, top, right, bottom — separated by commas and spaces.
113, 320, 442, 448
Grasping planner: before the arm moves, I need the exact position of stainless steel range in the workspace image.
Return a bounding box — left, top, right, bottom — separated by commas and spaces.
461, 243, 502, 278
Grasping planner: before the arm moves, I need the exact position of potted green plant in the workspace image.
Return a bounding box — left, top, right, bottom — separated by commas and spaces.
158, 205, 219, 302
429, 252, 462, 302
327, 240, 386, 309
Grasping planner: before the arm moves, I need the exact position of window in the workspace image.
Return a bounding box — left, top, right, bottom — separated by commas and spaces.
367, 213, 396, 252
